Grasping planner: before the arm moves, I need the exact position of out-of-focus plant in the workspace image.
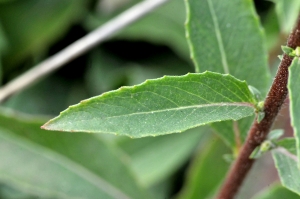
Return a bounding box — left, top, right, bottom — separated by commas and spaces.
1, 0, 300, 199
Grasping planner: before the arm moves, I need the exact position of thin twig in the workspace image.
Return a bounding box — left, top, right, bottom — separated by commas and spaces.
0, 0, 169, 103
216, 15, 300, 199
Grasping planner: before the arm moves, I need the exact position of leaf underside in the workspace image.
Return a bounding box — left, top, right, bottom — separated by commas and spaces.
42, 72, 256, 138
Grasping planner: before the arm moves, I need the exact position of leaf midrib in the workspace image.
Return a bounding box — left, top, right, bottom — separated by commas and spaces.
84, 102, 254, 120
207, 0, 230, 74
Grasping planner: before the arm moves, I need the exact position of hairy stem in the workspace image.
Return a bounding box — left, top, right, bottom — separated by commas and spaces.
216, 15, 300, 199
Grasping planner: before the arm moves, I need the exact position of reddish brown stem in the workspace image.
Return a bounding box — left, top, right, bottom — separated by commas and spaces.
216, 15, 300, 199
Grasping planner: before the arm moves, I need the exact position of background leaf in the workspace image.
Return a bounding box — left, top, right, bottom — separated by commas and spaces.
0, 22, 7, 84
185, 0, 270, 93
276, 138, 297, 155
272, 150, 300, 195
185, 0, 271, 150
42, 72, 257, 137
252, 184, 300, 199
0, 0, 90, 68
116, 126, 209, 187
176, 136, 230, 199
273, 0, 300, 34
85, 49, 193, 96
84, 0, 189, 61
0, 109, 152, 199
288, 57, 300, 167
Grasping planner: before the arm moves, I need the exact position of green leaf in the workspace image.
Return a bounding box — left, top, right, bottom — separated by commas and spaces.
0, 0, 89, 67
249, 146, 263, 159
272, 150, 300, 195
276, 138, 297, 155
248, 85, 262, 102
185, 0, 270, 95
0, 129, 130, 199
176, 136, 230, 199
117, 126, 209, 187
252, 184, 300, 199
211, 118, 253, 150
273, 0, 300, 34
288, 57, 300, 167
0, 183, 43, 199
250, 139, 277, 159
296, 47, 300, 57
267, 129, 284, 140
42, 72, 257, 137
0, 109, 152, 199
185, 0, 270, 150
257, 111, 265, 123
282, 46, 295, 56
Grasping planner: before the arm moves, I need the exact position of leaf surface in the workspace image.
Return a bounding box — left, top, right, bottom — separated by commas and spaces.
288, 57, 300, 167
185, 0, 270, 94
43, 72, 257, 137
0, 109, 152, 199
272, 150, 300, 195
185, 0, 270, 149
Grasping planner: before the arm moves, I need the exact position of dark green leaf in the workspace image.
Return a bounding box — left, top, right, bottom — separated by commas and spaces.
3, 76, 83, 115
262, 7, 280, 51
0, 0, 89, 67
42, 72, 257, 137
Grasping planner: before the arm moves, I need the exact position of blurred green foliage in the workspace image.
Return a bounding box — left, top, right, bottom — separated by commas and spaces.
0, 0, 300, 198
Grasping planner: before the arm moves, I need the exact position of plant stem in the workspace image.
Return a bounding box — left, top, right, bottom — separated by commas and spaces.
216, 15, 300, 199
